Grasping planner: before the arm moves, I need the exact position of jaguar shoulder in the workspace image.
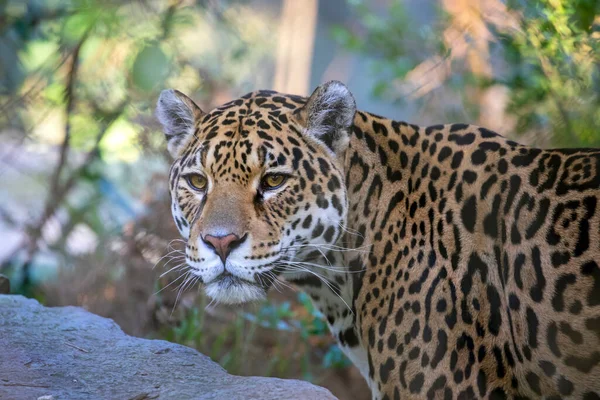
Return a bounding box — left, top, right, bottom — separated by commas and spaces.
156, 81, 600, 399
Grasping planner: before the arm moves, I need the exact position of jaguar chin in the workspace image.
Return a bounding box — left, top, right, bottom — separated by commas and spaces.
202, 270, 268, 305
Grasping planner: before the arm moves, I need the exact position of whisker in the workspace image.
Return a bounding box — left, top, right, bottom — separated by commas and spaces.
155, 267, 189, 295
171, 271, 194, 316
280, 244, 371, 260
205, 296, 217, 311
263, 273, 282, 293
159, 259, 188, 278
274, 264, 353, 315
256, 273, 268, 291
283, 243, 372, 252
152, 249, 185, 270
278, 260, 346, 273
266, 271, 295, 291
163, 257, 187, 269
332, 219, 365, 240
275, 259, 365, 274
165, 239, 186, 253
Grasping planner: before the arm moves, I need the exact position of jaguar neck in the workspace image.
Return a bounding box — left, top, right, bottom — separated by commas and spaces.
343, 111, 424, 245
293, 112, 426, 327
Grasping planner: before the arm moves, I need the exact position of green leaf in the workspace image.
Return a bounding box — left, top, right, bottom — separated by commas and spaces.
19, 40, 59, 71
62, 12, 96, 45
131, 43, 171, 92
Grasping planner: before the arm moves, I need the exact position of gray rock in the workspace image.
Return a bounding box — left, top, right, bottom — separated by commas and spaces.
0, 295, 337, 400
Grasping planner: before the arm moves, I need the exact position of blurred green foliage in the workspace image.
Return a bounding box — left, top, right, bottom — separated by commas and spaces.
0, 0, 275, 155
0, 0, 352, 383
499, 0, 600, 146
159, 292, 350, 382
335, 0, 600, 147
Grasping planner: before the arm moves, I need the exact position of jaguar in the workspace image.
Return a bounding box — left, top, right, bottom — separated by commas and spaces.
156, 81, 600, 399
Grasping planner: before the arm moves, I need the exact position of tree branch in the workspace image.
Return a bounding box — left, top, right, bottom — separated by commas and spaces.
3, 107, 122, 275
47, 31, 90, 199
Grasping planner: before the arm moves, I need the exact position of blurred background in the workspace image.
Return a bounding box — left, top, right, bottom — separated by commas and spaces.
1, 0, 599, 398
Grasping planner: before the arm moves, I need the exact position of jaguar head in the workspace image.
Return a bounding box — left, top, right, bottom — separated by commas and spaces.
155, 81, 356, 304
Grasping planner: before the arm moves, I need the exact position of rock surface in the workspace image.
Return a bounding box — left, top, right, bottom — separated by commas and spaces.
0, 295, 337, 400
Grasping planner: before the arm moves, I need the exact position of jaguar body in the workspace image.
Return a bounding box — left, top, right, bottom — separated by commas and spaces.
156, 81, 600, 399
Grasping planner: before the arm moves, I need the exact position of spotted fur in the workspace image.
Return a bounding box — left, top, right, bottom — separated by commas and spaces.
156, 81, 600, 399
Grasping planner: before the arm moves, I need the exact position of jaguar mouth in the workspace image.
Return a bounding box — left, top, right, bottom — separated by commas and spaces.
214, 271, 254, 288
204, 271, 267, 304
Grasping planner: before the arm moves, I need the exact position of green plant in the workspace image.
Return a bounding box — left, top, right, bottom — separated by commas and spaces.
157, 291, 351, 381
334, 0, 600, 147
496, 0, 600, 146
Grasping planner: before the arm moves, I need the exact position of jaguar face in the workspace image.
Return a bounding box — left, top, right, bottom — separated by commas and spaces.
156, 82, 356, 304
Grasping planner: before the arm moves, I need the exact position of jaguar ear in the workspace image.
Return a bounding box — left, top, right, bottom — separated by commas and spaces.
156, 89, 205, 157
297, 81, 356, 155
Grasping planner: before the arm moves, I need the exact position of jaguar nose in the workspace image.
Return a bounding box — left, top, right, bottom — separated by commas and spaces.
202, 233, 247, 264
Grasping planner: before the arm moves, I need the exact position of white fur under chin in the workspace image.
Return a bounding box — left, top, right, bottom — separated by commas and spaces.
204, 280, 266, 304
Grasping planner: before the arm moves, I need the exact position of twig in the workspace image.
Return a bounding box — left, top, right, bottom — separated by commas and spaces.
529, 25, 578, 144
0, 51, 71, 115
550, 90, 577, 145
22, 35, 88, 252
26, 110, 121, 242
64, 341, 90, 353
0, 8, 74, 36
14, 31, 92, 284
1, 108, 122, 275
159, 0, 184, 40
47, 29, 90, 207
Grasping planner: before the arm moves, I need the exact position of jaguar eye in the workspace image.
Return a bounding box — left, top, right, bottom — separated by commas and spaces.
186, 174, 207, 191
261, 174, 287, 190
